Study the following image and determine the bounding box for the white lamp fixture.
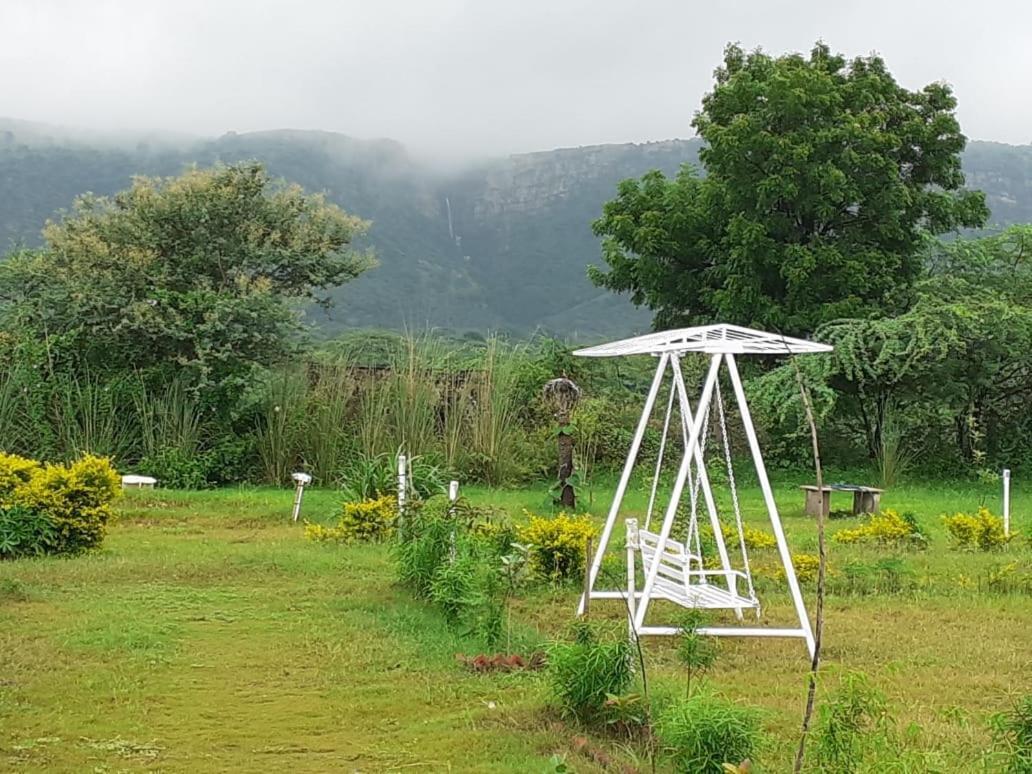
[291,472,312,523]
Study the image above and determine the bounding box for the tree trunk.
[557,410,575,508]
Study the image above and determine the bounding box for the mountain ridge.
[2,118,1030,338]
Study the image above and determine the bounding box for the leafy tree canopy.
[590,42,989,334]
[0,162,371,399]
[755,226,1032,466]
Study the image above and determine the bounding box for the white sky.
[1,0,1029,160]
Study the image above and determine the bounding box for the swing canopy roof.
[573,324,832,358]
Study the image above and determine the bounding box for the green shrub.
[0,452,120,557]
[341,451,446,502]
[676,610,718,697]
[520,511,597,581]
[943,507,1013,551]
[990,694,1032,773]
[137,446,214,489]
[0,506,57,558]
[546,623,632,722]
[395,500,460,597]
[655,690,762,773]
[833,509,927,548]
[429,549,477,624]
[812,672,889,773]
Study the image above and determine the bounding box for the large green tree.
[590,42,989,334]
[755,226,1032,467]
[0,162,371,398]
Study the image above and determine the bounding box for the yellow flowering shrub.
[700,524,777,550]
[519,511,597,580]
[833,509,927,548]
[0,452,120,557]
[0,453,40,496]
[305,495,397,543]
[741,526,777,550]
[787,553,821,584]
[942,507,1012,551]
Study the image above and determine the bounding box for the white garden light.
[573,323,832,658]
[291,472,312,523]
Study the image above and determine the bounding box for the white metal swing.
[629,379,759,617]
[573,324,833,658]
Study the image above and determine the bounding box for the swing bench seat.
[637,529,760,611]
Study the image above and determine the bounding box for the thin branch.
[791,356,827,774]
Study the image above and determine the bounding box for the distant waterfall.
[445,196,455,241]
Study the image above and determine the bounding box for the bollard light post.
[291,472,312,523]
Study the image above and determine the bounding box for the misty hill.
[2,119,1031,338]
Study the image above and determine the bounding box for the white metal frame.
[574,324,832,659]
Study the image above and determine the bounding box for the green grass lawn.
[1,476,1029,772]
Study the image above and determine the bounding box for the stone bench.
[800,484,884,517]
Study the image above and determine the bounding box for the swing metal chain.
[644,378,677,531]
[716,378,758,609]
[684,394,711,561]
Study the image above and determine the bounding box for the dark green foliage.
[136,448,214,490]
[341,452,445,503]
[591,42,988,334]
[546,622,632,722]
[990,694,1032,773]
[0,506,56,559]
[654,690,762,773]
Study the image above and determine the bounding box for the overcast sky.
[1,0,1029,160]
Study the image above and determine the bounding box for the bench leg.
[854,491,879,514]
[805,490,830,518]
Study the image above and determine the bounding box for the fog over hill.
[3,118,1031,338]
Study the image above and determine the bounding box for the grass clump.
[812,671,890,773]
[990,694,1032,773]
[654,690,761,774]
[546,622,632,722]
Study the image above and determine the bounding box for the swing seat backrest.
[637,528,760,610]
[638,529,701,599]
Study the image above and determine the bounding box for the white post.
[725,354,815,659]
[670,354,741,617]
[577,353,670,615]
[635,354,722,632]
[1003,468,1011,537]
[397,453,407,527]
[448,479,460,561]
[625,518,639,638]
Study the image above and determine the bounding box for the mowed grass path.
[1,478,1030,771]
